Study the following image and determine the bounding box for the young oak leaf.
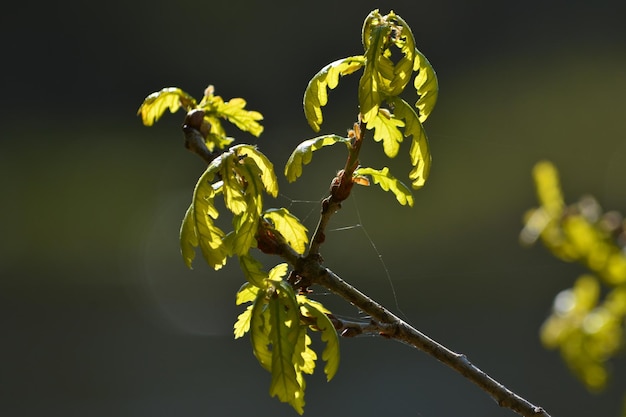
[353,166,414,207]
[268,263,289,282]
[304,56,366,131]
[216,97,264,137]
[299,298,340,381]
[137,87,197,126]
[250,295,272,372]
[413,47,439,123]
[285,135,352,182]
[365,108,405,158]
[181,165,228,270]
[235,281,261,305]
[390,97,431,189]
[239,255,269,289]
[234,145,279,198]
[262,208,309,254]
[234,304,254,339]
[387,13,416,96]
[268,285,304,414]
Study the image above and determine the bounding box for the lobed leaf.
[262,208,309,254]
[268,285,304,414]
[239,255,269,289]
[250,294,272,372]
[365,109,405,158]
[353,166,414,207]
[137,87,197,126]
[234,145,279,198]
[304,56,366,131]
[390,97,431,189]
[236,281,261,305]
[268,263,289,282]
[413,48,439,123]
[234,304,254,339]
[181,166,228,270]
[216,97,264,137]
[300,298,340,381]
[285,135,352,182]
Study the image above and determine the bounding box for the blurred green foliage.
[522,161,626,390]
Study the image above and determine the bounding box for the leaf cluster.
[522,161,626,390]
[297,9,438,194]
[138,9,438,414]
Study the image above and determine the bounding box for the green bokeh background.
[2,1,626,416]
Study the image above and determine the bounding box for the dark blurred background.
[2,1,626,416]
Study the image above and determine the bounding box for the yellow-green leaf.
[388,13,416,95]
[263,208,309,254]
[294,332,317,375]
[250,295,272,372]
[234,145,279,198]
[137,87,197,126]
[236,281,261,305]
[224,212,259,256]
[234,304,254,339]
[268,263,289,282]
[413,48,439,123]
[182,166,228,270]
[180,205,199,269]
[222,154,247,215]
[268,287,304,414]
[239,255,269,288]
[354,166,414,207]
[285,135,352,182]
[304,56,366,131]
[216,97,264,137]
[365,109,405,158]
[300,299,340,381]
[390,97,431,189]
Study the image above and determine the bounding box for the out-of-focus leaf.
[354,166,414,207]
[263,208,309,254]
[285,135,351,182]
[137,87,197,126]
[304,56,365,131]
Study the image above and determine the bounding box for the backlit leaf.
[236,281,260,305]
[137,87,197,126]
[216,97,264,137]
[239,255,269,288]
[235,145,279,198]
[300,298,340,381]
[365,109,405,158]
[354,166,414,207]
[390,97,431,189]
[268,286,304,414]
[304,56,366,131]
[234,304,254,339]
[268,263,289,282]
[180,205,199,269]
[250,294,272,372]
[263,208,309,254]
[413,48,439,123]
[285,135,352,182]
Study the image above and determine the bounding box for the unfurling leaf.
[390,97,431,189]
[285,135,352,182]
[413,48,439,123]
[304,56,366,131]
[180,167,228,270]
[354,166,414,207]
[235,145,279,198]
[216,97,264,137]
[262,208,309,254]
[137,87,197,126]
